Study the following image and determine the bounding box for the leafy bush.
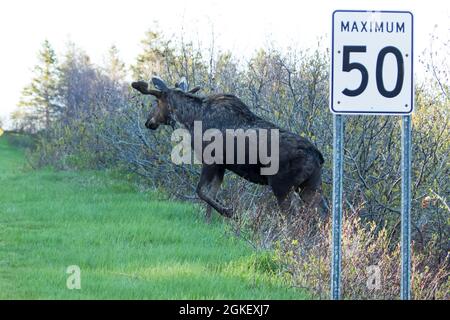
[5,132,36,150]
[273,211,449,300]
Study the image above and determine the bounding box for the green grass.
[0,134,307,299]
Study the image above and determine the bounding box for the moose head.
[131,77,201,130]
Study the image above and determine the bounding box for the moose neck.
[168,92,204,132]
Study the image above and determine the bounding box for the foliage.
[271,211,449,300]
[13,40,59,132]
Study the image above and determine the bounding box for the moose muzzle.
[145,118,159,130]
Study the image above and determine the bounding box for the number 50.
[342,45,405,98]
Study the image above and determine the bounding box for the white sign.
[331,10,414,114]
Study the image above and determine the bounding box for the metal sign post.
[401,115,412,299]
[330,10,414,300]
[331,114,344,300]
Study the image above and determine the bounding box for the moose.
[131,77,327,221]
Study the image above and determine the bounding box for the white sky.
[0,0,448,128]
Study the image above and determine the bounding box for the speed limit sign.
[331,10,413,114]
[330,9,414,300]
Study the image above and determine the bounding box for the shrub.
[261,207,448,300]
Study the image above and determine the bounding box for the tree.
[103,45,126,84]
[131,30,170,80]
[98,45,128,112]
[17,40,59,131]
[57,42,98,119]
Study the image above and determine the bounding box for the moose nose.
[145,119,158,130]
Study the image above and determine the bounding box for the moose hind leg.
[298,169,329,219]
[269,177,294,213]
[197,165,232,218]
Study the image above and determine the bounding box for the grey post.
[331,114,344,299]
[401,115,412,299]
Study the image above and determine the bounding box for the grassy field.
[0,134,306,299]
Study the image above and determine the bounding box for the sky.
[0,0,448,128]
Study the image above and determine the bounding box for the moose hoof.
[223,208,234,219]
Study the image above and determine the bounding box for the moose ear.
[131,81,162,97]
[152,76,169,92]
[177,77,188,92]
[188,86,201,94]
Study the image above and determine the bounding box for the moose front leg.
[204,172,224,223]
[197,165,232,218]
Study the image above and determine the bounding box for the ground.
[0,134,307,299]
